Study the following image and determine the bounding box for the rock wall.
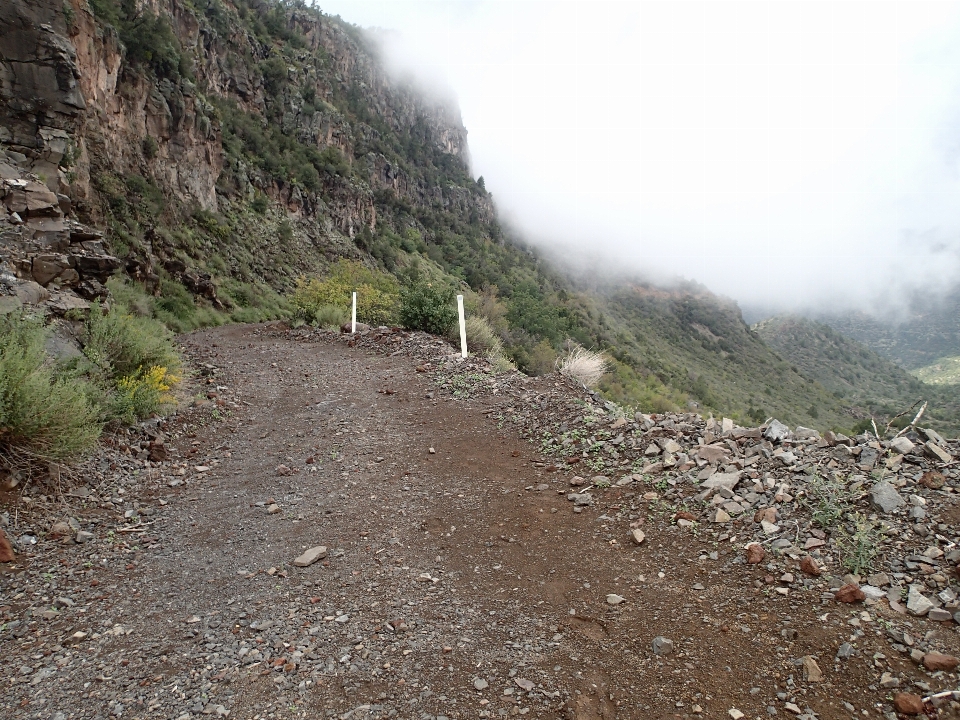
[0,0,492,276]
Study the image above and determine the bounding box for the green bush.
[399,281,457,335]
[292,260,400,326]
[0,313,101,462]
[310,304,350,329]
[82,300,181,382]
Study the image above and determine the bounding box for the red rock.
[673,511,696,522]
[920,471,945,489]
[892,693,924,715]
[147,440,167,462]
[753,507,778,523]
[0,528,13,563]
[922,652,960,671]
[746,543,765,564]
[799,556,822,576]
[835,583,865,603]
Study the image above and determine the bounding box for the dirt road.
[2,324,959,720]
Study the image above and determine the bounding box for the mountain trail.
[2,324,960,720]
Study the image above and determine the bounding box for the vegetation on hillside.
[914,356,960,386]
[754,315,960,434]
[78,0,910,434]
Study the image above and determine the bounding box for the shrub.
[836,513,881,574]
[83,300,181,382]
[399,282,456,335]
[463,315,502,354]
[79,300,182,423]
[557,343,609,387]
[110,365,178,423]
[310,304,350,329]
[0,313,101,462]
[292,260,400,326]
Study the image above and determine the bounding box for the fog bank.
[320,1,960,318]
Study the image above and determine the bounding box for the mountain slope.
[816,288,960,370]
[0,0,891,433]
[754,315,960,434]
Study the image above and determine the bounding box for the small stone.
[48,521,72,539]
[652,636,674,655]
[760,520,780,535]
[835,583,865,603]
[892,693,924,716]
[928,608,953,622]
[890,437,915,454]
[879,671,900,689]
[266,504,281,514]
[919,471,946,490]
[729,709,745,720]
[922,652,960,671]
[473,678,488,691]
[799,556,821,576]
[801,655,822,682]
[763,420,791,442]
[906,586,935,616]
[869,481,905,513]
[630,529,646,545]
[713,509,731,523]
[514,678,534,692]
[606,594,625,605]
[746,543,765,564]
[75,531,94,544]
[567,493,593,506]
[924,441,953,464]
[292,546,327,567]
[836,642,855,659]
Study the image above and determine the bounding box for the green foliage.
[89,0,185,80]
[399,281,457,335]
[836,513,881,575]
[82,300,181,383]
[217,98,354,191]
[0,313,102,462]
[142,136,159,159]
[804,473,855,529]
[251,194,269,214]
[293,260,400,326]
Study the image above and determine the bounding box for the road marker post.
[351,291,357,334]
[457,294,467,358]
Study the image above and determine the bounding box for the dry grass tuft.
[556,344,609,387]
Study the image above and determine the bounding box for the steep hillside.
[0,0,880,432]
[817,288,960,370]
[754,315,960,434]
[595,283,850,428]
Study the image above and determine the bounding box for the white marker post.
[456,294,467,358]
[351,291,357,334]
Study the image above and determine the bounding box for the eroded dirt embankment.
[2,323,960,720]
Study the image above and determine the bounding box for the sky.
[316,0,960,317]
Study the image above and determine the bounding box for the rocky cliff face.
[0,0,492,307]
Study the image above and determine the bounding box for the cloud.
[318,0,960,316]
